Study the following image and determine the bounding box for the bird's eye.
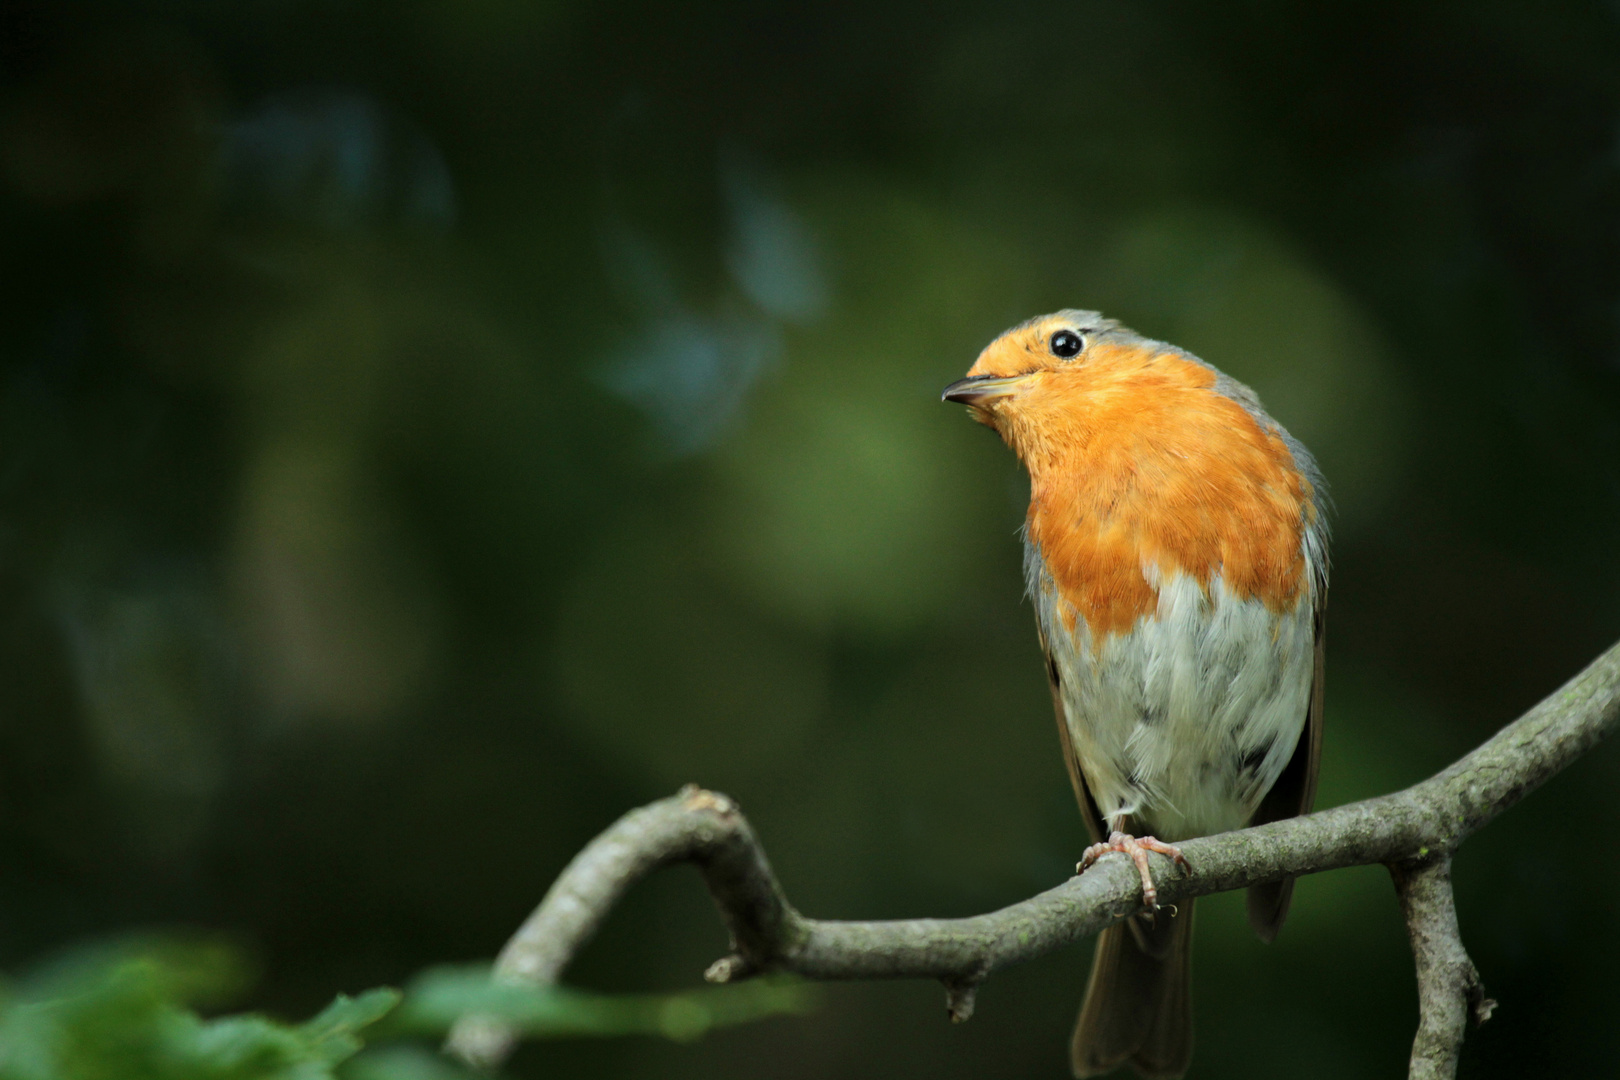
[1049,330,1084,359]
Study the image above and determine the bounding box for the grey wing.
[1042,635,1109,848]
[1243,601,1326,942]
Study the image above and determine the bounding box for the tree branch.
[446,639,1620,1072]
[1390,857,1496,1080]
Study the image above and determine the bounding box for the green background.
[3,1,1619,1076]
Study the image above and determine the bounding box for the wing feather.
[1043,633,1108,847]
[1243,601,1325,941]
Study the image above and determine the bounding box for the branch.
[446,639,1620,1073]
[1391,857,1496,1080]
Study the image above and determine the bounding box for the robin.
[942,311,1327,1078]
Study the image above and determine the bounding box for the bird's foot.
[1076,832,1189,910]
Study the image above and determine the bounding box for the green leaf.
[0,938,814,1080]
[388,964,818,1043]
[300,990,404,1065]
[0,937,400,1080]
[341,1046,482,1080]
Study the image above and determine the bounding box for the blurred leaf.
[299,990,405,1066]
[0,940,816,1080]
[389,964,818,1043]
[12,935,249,1008]
[341,1046,481,1080]
[0,939,397,1080]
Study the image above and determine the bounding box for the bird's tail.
[1070,899,1194,1079]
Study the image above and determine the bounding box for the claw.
[1075,831,1189,910]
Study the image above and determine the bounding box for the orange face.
[945,312,1311,639]
[945,313,1140,473]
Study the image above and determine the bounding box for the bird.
[942,310,1327,1079]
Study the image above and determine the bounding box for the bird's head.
[942,309,1141,468]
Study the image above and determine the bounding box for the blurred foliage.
[0,938,397,1080]
[2,0,1619,1078]
[388,965,816,1043]
[0,938,814,1079]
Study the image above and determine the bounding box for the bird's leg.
[1077,831,1189,910]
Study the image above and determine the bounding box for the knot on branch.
[704,953,759,984]
[1468,977,1498,1028]
[943,979,979,1023]
[680,784,739,819]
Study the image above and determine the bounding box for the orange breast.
[1024,345,1308,641]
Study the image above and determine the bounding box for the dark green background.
[3,1,1619,1076]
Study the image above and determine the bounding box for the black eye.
[1050,330,1084,358]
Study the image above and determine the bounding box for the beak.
[940,372,1032,407]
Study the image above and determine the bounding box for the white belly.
[1035,564,1315,841]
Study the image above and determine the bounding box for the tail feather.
[1071,901,1194,1079]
